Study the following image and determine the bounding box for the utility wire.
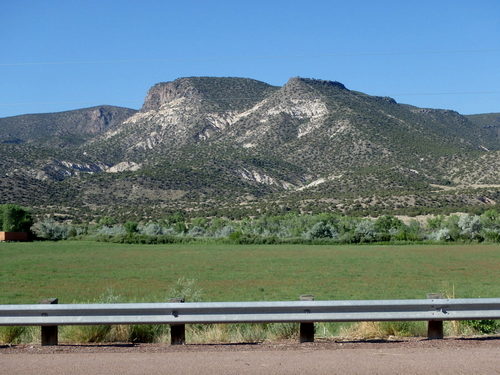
[1,48,499,67]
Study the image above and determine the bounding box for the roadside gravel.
[2,337,499,374]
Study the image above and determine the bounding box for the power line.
[1,48,499,67]
[391,91,499,96]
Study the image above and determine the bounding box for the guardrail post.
[39,298,58,346]
[299,295,315,343]
[427,293,444,339]
[169,297,185,345]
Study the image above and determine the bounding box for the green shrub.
[463,320,499,334]
[31,219,70,240]
[128,324,168,343]
[303,221,337,240]
[124,221,139,235]
[62,325,111,343]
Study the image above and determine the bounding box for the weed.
[0,326,25,344]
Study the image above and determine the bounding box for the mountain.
[0,105,136,147]
[466,113,500,146]
[0,77,498,220]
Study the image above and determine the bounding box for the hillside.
[0,77,498,220]
[466,113,500,146]
[0,106,136,147]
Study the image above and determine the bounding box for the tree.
[0,204,33,232]
[374,215,404,241]
[99,216,117,228]
[124,221,139,235]
[304,221,337,240]
[31,219,69,240]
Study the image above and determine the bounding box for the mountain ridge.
[0,105,137,147]
[0,76,498,220]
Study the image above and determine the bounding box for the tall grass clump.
[61,288,174,343]
[0,326,26,344]
[339,321,427,340]
[0,326,39,345]
[61,279,204,344]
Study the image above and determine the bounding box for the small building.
[0,232,29,241]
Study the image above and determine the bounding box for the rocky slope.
[0,105,136,147]
[0,77,498,219]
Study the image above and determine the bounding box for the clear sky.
[1,0,499,117]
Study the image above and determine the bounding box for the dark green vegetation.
[0,204,33,232]
[1,241,499,305]
[31,211,500,244]
[0,77,499,220]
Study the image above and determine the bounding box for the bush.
[428,228,452,242]
[354,220,376,243]
[214,225,235,238]
[124,221,139,235]
[97,225,126,236]
[374,215,404,241]
[187,226,206,237]
[482,229,500,243]
[393,220,422,241]
[31,219,70,240]
[463,320,499,334]
[140,223,166,236]
[458,215,482,241]
[303,221,337,240]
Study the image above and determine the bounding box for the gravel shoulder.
[2,337,500,375]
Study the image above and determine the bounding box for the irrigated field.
[1,242,499,304]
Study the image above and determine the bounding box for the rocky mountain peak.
[284,77,347,91]
[141,76,279,113]
[141,78,202,112]
[1,76,499,218]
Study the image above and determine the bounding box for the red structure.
[0,232,29,241]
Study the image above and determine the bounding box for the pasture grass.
[1,241,499,304]
[1,241,499,344]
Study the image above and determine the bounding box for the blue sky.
[1,0,499,117]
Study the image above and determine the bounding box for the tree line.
[29,210,500,244]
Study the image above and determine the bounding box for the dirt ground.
[2,337,500,374]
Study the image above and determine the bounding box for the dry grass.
[339,321,427,340]
[0,326,39,345]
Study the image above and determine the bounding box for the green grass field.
[1,241,499,305]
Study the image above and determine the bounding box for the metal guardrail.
[1,298,499,345]
[2,298,500,325]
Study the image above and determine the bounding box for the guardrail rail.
[1,296,499,345]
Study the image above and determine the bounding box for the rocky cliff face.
[141,79,203,112]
